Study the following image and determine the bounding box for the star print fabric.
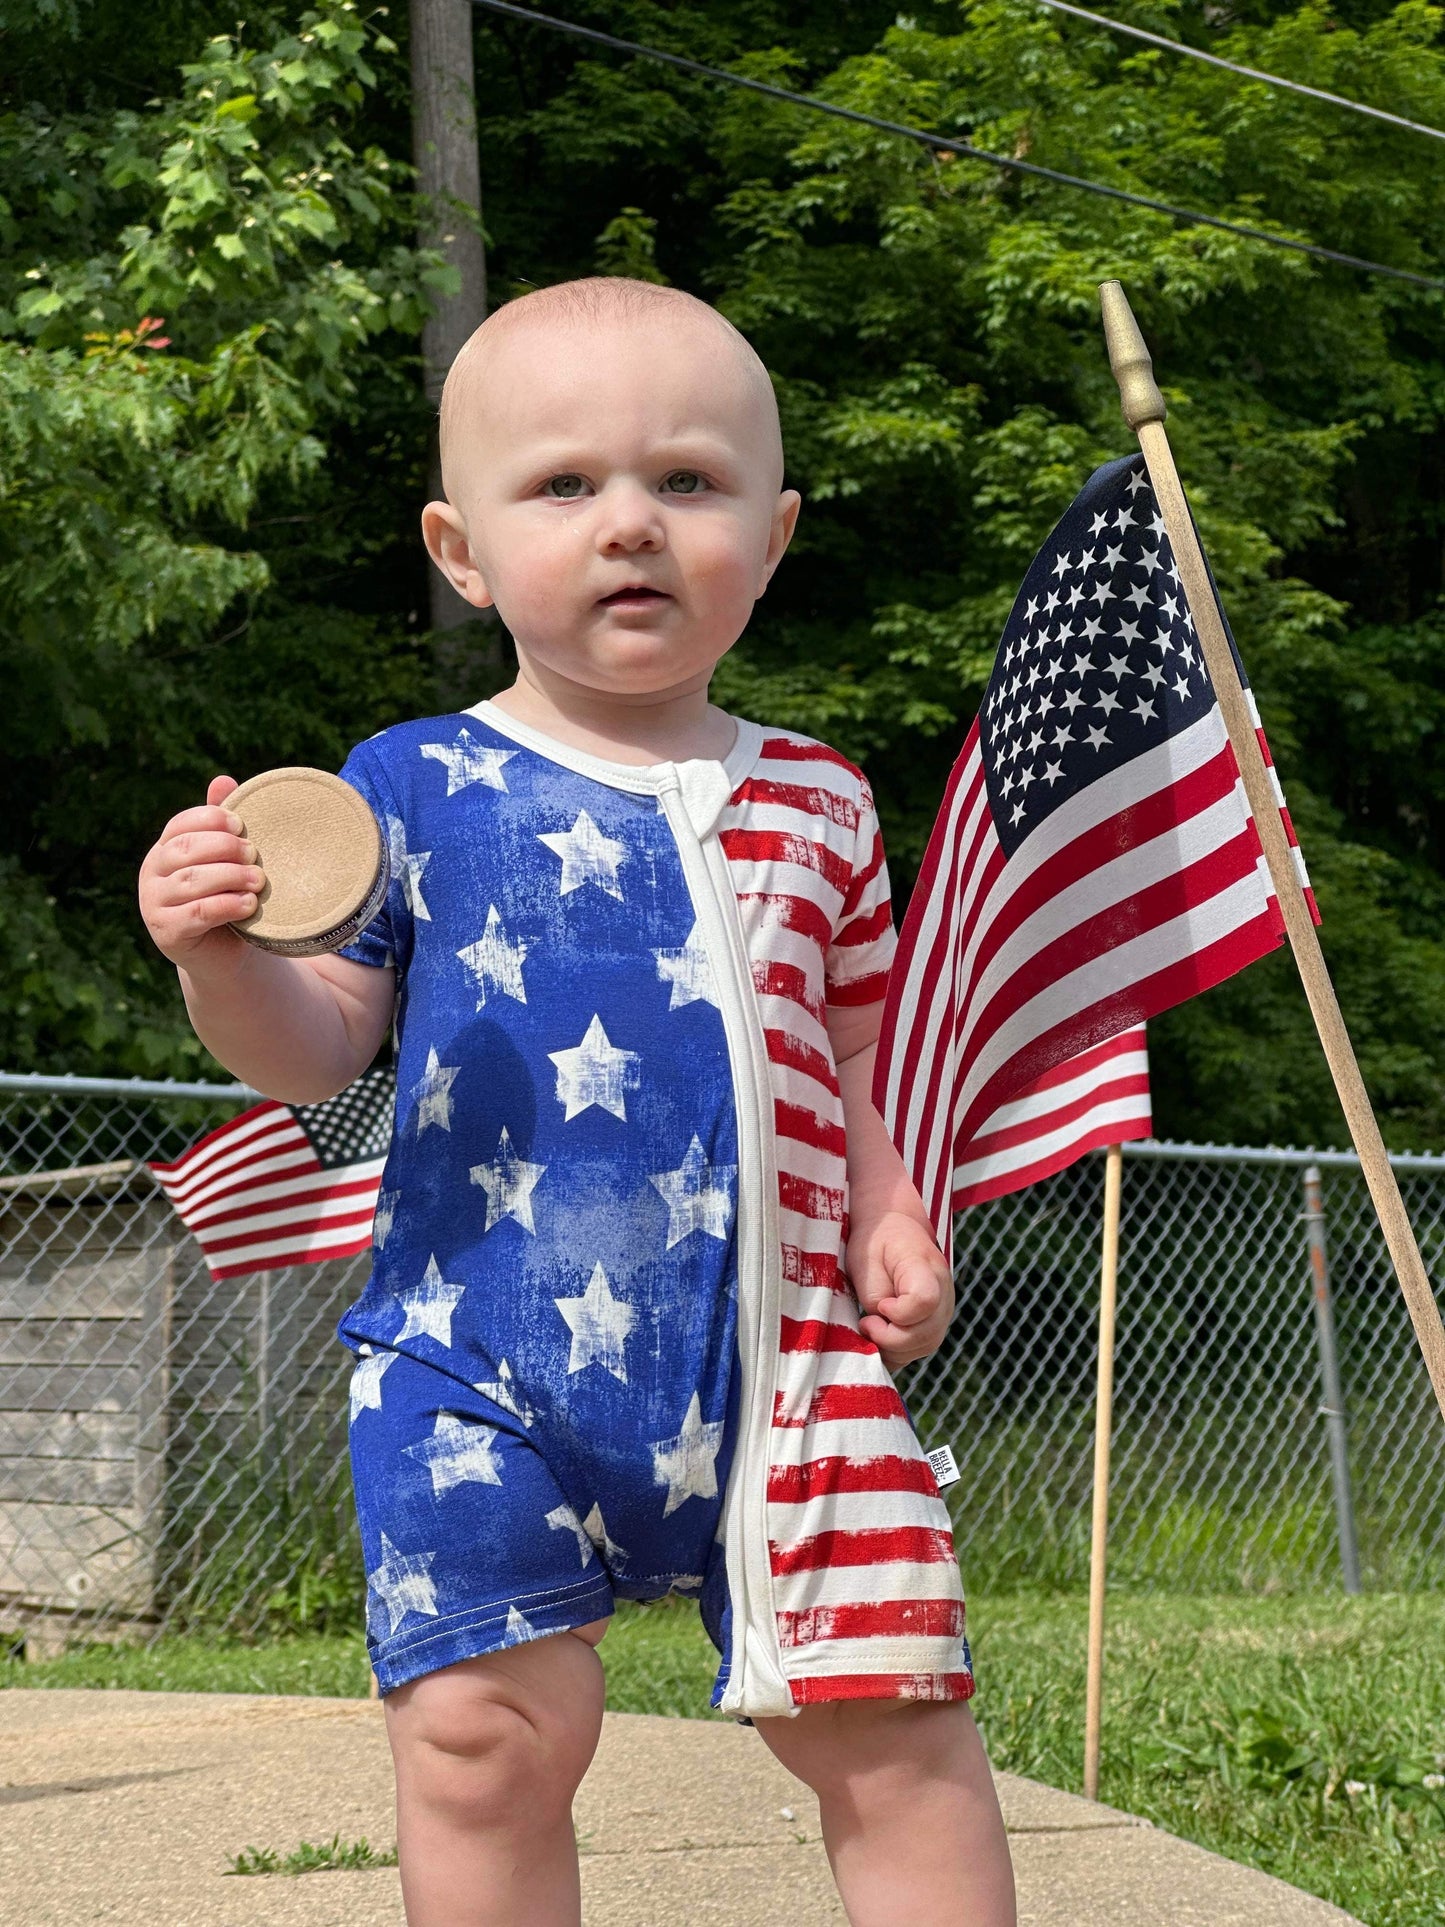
[337,717,742,1695]
[334,703,974,1717]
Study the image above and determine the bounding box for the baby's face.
[430,314,799,702]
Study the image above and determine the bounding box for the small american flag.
[874,453,1313,1255]
[149,1067,394,1281]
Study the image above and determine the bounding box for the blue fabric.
[335,712,743,1697]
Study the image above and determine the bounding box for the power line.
[1031,0,1445,148]
[470,0,1445,293]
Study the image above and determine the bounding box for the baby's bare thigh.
[385,1622,610,1810]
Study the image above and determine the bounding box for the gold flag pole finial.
[1099,280,1167,431]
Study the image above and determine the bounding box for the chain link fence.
[1,1074,1442,1660]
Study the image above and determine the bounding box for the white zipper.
[656,775,791,1718]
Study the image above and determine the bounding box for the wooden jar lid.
[228,767,389,957]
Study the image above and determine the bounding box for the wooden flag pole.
[1083,1141,1123,1801]
[1099,281,1445,1426]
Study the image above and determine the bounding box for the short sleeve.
[336,741,401,972]
[825,776,898,1006]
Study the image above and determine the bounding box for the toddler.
[138,277,1015,1926]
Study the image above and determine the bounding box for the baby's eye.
[662,470,707,495]
[541,474,589,499]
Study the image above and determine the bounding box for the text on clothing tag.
[927,1444,960,1489]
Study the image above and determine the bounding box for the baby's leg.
[383,1619,609,1927]
[754,1697,1016,1927]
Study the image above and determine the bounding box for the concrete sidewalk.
[0,1689,1361,1926]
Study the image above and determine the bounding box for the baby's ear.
[421,501,493,608]
[760,487,802,592]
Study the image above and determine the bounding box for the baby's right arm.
[138,775,395,1104]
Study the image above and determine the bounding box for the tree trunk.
[410,0,496,663]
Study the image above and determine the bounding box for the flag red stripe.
[778,1316,876,1356]
[770,1525,957,1575]
[949,835,1269,1151]
[950,744,1244,1033]
[765,1026,840,1098]
[719,827,852,896]
[962,1071,1151,1160]
[777,1598,967,1644]
[207,1226,376,1281]
[949,908,1282,1195]
[789,1671,975,1705]
[767,1455,940,1501]
[775,1100,847,1158]
[180,1172,383,1238]
[147,1099,288,1174]
[731,776,860,828]
[773,1383,909,1428]
[197,1196,380,1258]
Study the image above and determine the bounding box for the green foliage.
[4,1,1445,1149]
[225,1833,398,1876]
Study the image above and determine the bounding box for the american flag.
[149,1067,394,1281]
[874,453,1314,1255]
[952,1023,1151,1209]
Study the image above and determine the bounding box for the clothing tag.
[927,1444,960,1489]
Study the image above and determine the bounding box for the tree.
[4,0,1445,1155]
[409,0,489,642]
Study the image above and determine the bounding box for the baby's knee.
[389,1648,602,1831]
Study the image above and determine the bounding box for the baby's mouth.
[597,585,671,607]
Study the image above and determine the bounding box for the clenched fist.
[138,774,261,970]
[846,1208,955,1369]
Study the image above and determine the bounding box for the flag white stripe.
[201,1211,380,1270]
[956,867,1268,1125]
[149,1101,291,1182]
[956,778,1260,1051]
[176,1157,381,1228]
[156,1142,318,1216]
[189,1164,388,1248]
[966,1041,1150,1135]
[949,711,1232,1041]
[154,1114,309,1202]
[956,1092,1152,1190]
[896,765,984,1222]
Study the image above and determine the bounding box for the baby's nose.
[595,481,664,553]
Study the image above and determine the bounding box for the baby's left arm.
[830,1000,954,1369]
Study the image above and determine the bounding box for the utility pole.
[410,0,491,649]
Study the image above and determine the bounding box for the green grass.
[224,1832,397,1876]
[4,1594,1442,1926]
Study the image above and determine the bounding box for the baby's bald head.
[438,278,784,500]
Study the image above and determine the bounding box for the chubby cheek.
[479,518,591,637]
[676,517,770,632]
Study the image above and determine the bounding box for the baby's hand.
[847,1209,955,1369]
[139,775,263,971]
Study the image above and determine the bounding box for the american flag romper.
[335,700,973,1717]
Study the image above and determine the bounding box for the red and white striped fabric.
[1248,687,1319,923]
[719,732,972,1708]
[953,1024,1151,1209]
[873,453,1315,1261]
[148,1069,392,1281]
